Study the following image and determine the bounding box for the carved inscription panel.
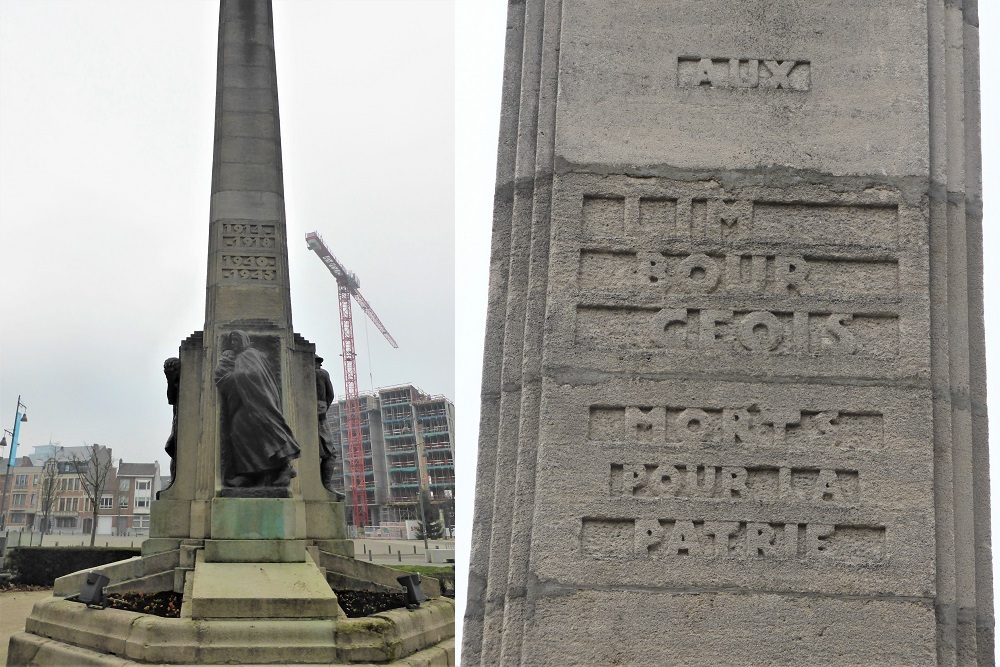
[610,463,860,505]
[582,518,884,563]
[563,395,910,574]
[537,172,932,592]
[559,178,926,375]
[219,222,280,281]
[677,57,811,90]
[576,307,898,356]
[579,251,899,299]
[589,405,882,450]
[557,1,929,173]
[580,195,899,246]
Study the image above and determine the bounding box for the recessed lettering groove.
[677,57,811,91]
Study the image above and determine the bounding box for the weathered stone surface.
[317,550,442,598]
[313,538,355,558]
[140,537,182,556]
[52,549,181,598]
[9,598,455,666]
[210,497,303,540]
[188,557,338,620]
[465,0,990,665]
[204,538,306,563]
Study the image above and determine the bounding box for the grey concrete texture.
[206,0,291,330]
[8,595,455,665]
[465,0,991,665]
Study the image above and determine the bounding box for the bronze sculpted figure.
[161,357,180,492]
[214,330,300,487]
[315,356,345,499]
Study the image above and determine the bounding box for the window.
[58,498,66,512]
[74,479,80,491]
[136,480,151,491]
[32,475,39,485]
[11,493,26,506]
[135,496,150,509]
[55,517,76,528]
[119,479,129,491]
[9,512,25,524]
[134,515,150,529]
[60,479,67,491]
[100,496,113,509]
[29,494,36,506]
[71,498,79,512]
[119,496,129,508]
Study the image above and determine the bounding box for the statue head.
[315,356,324,368]
[163,357,181,384]
[227,330,252,353]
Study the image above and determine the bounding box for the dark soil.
[105,591,182,617]
[334,590,407,617]
[63,589,405,619]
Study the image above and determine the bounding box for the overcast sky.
[0,0,454,473]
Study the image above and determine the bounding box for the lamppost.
[0,396,28,531]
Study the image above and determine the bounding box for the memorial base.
[9,544,455,665]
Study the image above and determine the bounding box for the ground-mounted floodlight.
[397,573,426,609]
[79,572,110,609]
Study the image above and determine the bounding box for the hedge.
[5,546,141,586]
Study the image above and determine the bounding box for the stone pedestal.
[209,497,304,540]
[188,552,338,620]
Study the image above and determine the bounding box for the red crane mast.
[305,231,398,528]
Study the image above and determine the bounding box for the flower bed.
[67,589,405,619]
[104,591,182,618]
[333,590,406,617]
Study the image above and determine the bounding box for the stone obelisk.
[152,0,348,553]
[466,1,992,665]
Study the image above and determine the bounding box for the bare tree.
[38,457,60,537]
[70,444,113,546]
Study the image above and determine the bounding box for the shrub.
[5,547,141,586]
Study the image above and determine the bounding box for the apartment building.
[115,462,161,536]
[0,446,159,536]
[2,457,42,531]
[329,385,455,530]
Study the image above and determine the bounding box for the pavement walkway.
[1,589,49,666]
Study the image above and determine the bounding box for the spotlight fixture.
[396,573,427,609]
[79,572,110,609]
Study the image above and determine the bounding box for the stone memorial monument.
[466,1,991,665]
[8,1,453,664]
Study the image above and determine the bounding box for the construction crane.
[306,231,398,529]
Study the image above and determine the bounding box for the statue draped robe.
[214,343,300,482]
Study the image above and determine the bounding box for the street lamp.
[0,396,28,531]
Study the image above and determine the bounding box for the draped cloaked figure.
[215,330,300,487]
[315,356,343,498]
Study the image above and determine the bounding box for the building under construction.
[327,385,455,531]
